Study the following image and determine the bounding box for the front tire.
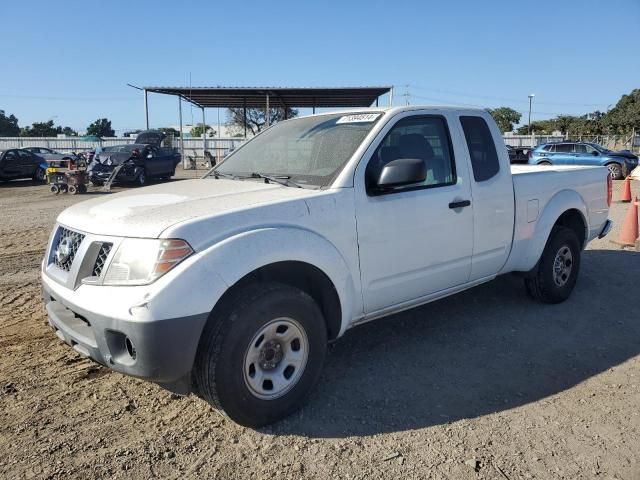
[524,226,581,304]
[137,169,147,186]
[193,282,327,427]
[33,167,46,183]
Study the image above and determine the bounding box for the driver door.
[1,150,21,178]
[354,113,474,315]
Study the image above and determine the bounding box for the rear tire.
[606,162,623,180]
[68,185,77,195]
[193,282,327,427]
[49,184,60,194]
[524,226,581,304]
[538,161,552,165]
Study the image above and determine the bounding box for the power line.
[409,84,610,108]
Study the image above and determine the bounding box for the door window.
[18,150,34,161]
[555,144,574,153]
[574,144,587,154]
[4,151,18,161]
[366,116,456,192]
[460,116,500,182]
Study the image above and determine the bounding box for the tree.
[226,107,298,136]
[604,89,640,133]
[86,118,115,137]
[0,110,20,136]
[487,107,521,133]
[20,120,60,137]
[62,126,78,136]
[516,120,556,135]
[190,123,215,138]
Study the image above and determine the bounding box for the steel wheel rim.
[553,245,573,287]
[608,164,620,178]
[243,317,309,400]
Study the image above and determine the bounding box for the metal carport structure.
[133,85,393,168]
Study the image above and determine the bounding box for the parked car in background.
[24,147,77,163]
[506,144,533,164]
[87,131,181,186]
[0,148,47,182]
[528,141,638,179]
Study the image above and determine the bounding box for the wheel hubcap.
[608,165,620,177]
[553,245,573,287]
[243,317,309,400]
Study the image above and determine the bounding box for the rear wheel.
[49,184,60,194]
[524,226,581,304]
[538,161,552,165]
[606,162,623,180]
[193,282,327,427]
[68,185,77,195]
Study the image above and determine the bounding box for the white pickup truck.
[42,107,612,426]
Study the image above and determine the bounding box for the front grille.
[52,227,85,271]
[92,243,112,277]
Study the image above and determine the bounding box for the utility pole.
[527,94,535,136]
[403,84,410,105]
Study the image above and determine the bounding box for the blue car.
[528,141,638,179]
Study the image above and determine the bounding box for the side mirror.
[147,153,153,159]
[374,158,426,191]
[592,150,599,156]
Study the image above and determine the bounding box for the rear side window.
[460,116,500,182]
[543,144,555,152]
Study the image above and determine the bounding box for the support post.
[265,94,270,128]
[179,96,186,169]
[389,86,394,106]
[243,98,247,138]
[202,107,207,159]
[144,89,149,129]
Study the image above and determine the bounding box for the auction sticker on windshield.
[336,113,381,124]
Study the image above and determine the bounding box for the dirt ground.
[1,171,639,480]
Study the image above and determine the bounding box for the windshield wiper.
[211,171,238,180]
[250,172,303,188]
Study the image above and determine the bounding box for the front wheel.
[193,282,327,427]
[606,163,623,180]
[137,169,147,186]
[33,167,45,183]
[524,226,581,304]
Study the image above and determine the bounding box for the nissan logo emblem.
[55,237,73,264]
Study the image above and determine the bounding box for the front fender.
[197,227,358,337]
[506,189,588,273]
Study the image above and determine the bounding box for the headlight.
[102,238,193,286]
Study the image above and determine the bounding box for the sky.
[2,0,639,135]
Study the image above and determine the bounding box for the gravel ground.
[1,172,639,480]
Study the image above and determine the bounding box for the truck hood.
[57,179,319,238]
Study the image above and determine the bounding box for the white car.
[41,107,612,427]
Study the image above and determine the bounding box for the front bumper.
[88,164,140,183]
[42,279,208,394]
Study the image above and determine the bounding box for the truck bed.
[501,163,610,274]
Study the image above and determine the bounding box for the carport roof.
[143,86,392,109]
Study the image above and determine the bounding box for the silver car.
[24,147,77,162]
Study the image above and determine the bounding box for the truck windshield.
[212,112,382,187]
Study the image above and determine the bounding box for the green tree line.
[488,88,640,135]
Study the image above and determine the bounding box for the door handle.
[449,200,471,209]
